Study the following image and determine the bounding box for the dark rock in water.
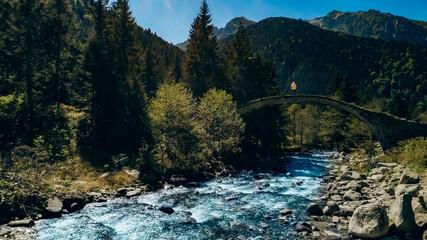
[88,192,102,203]
[116,188,127,197]
[295,222,312,233]
[306,203,323,216]
[63,191,86,213]
[279,209,293,216]
[224,196,238,202]
[230,221,249,231]
[348,203,389,238]
[159,205,174,215]
[44,197,63,218]
[8,219,35,227]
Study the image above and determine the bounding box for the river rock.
[394,184,420,197]
[44,197,63,218]
[348,203,389,238]
[279,209,293,216]
[126,188,142,198]
[344,190,362,201]
[339,205,354,217]
[389,194,417,233]
[7,219,35,227]
[306,203,323,216]
[327,201,340,214]
[116,188,127,197]
[63,191,86,213]
[399,171,420,184]
[87,192,102,203]
[340,171,362,181]
[377,162,399,168]
[159,205,174,215]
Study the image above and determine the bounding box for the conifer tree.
[111,0,149,154]
[45,0,82,112]
[184,0,218,97]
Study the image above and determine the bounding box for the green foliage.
[194,89,245,166]
[383,137,427,172]
[283,104,374,151]
[0,94,25,151]
[223,24,278,104]
[184,0,222,97]
[148,84,244,174]
[0,179,15,205]
[148,83,197,172]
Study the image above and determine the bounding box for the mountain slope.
[309,10,427,46]
[235,17,426,118]
[177,17,255,50]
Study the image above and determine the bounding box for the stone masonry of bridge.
[238,95,427,150]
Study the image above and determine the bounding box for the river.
[15,152,334,240]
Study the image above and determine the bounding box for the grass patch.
[7,155,137,196]
[382,137,427,173]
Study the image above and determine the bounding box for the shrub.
[193,89,245,168]
[148,84,245,174]
[0,94,25,151]
[383,137,427,172]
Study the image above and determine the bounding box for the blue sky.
[128,0,427,44]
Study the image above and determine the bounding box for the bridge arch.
[238,95,427,150]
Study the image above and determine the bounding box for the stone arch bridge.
[238,95,427,151]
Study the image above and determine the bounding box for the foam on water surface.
[34,152,332,240]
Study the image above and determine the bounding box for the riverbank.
[304,152,427,239]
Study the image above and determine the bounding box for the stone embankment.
[304,152,427,239]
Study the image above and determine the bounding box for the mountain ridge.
[176,16,255,50]
[308,9,427,46]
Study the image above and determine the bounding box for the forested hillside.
[309,10,427,47]
[238,17,427,118]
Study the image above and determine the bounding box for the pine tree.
[44,0,83,112]
[85,0,118,156]
[143,50,159,98]
[225,24,277,104]
[184,0,218,97]
[111,0,149,154]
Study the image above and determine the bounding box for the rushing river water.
[32,152,332,240]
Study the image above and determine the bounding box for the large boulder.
[389,194,417,233]
[306,203,323,216]
[44,197,63,218]
[348,203,389,238]
[62,191,87,213]
[399,171,420,184]
[394,184,420,197]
